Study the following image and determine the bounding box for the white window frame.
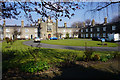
[25,34,29,38]
[90,34,92,37]
[86,34,88,37]
[35,28,37,32]
[86,29,88,32]
[90,28,93,32]
[6,28,10,32]
[103,33,106,37]
[81,29,83,32]
[112,26,116,30]
[25,29,29,32]
[103,27,106,31]
[97,28,100,32]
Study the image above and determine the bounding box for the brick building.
[79,17,120,38]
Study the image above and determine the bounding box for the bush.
[84,48,94,61]
[93,54,100,61]
[20,61,50,73]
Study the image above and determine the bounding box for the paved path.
[23,40,120,51]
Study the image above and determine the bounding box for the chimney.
[104,17,107,24]
[56,19,58,33]
[83,22,85,27]
[76,23,78,28]
[3,19,6,27]
[91,19,95,26]
[30,24,32,26]
[21,20,24,28]
[64,22,67,28]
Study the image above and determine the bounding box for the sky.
[0,2,119,27]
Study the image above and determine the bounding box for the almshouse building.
[79,17,120,38]
[1,16,79,40]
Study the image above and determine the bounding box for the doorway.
[48,34,51,38]
[31,35,33,39]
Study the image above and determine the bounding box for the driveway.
[23,40,120,51]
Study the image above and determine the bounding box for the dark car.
[50,37,58,40]
[92,37,101,41]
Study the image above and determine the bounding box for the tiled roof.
[5,25,38,28]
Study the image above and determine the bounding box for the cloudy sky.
[0,2,119,27]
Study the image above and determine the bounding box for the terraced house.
[1,16,79,40]
[79,17,120,38]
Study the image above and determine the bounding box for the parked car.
[34,37,41,42]
[92,37,101,41]
[50,37,58,40]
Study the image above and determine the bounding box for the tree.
[12,28,21,40]
[71,21,84,28]
[85,19,91,25]
[110,15,120,23]
[53,32,63,38]
[66,32,69,39]
[1,1,119,22]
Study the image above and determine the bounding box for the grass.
[41,39,118,47]
[2,40,119,73]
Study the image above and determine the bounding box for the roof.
[5,25,38,28]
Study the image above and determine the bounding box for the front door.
[31,35,33,39]
[48,34,51,38]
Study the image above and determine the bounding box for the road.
[23,40,120,51]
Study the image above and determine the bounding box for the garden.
[2,39,120,80]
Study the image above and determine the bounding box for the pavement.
[23,40,120,51]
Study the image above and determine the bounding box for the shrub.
[84,48,94,61]
[20,61,50,73]
[93,54,100,61]
[100,55,108,62]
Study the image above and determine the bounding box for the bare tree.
[1,1,119,23]
[12,28,21,40]
[71,21,84,28]
[111,15,120,23]
[85,19,91,25]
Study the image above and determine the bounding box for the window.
[90,28,93,32]
[81,29,83,32]
[25,29,29,32]
[86,29,88,32]
[25,34,29,38]
[112,26,116,30]
[81,34,83,37]
[103,27,106,31]
[76,30,78,32]
[35,34,37,37]
[17,28,20,32]
[70,30,71,32]
[63,34,65,37]
[47,25,52,31]
[0,27,2,32]
[103,33,106,37]
[6,28,10,32]
[86,34,88,37]
[97,28,100,32]
[69,34,71,37]
[63,30,66,32]
[90,34,92,37]
[17,35,20,38]
[35,29,37,32]
[97,33,99,37]
[6,34,10,38]
[94,34,96,37]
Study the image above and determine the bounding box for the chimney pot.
[64,22,67,28]
[91,19,95,26]
[104,17,107,24]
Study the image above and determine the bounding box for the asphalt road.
[23,40,120,51]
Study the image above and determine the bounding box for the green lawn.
[2,40,118,73]
[41,39,118,47]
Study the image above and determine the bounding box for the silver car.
[34,37,41,42]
